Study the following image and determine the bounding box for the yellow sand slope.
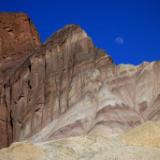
[120,121,160,148]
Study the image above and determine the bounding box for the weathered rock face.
[0,13,41,148]
[0,13,160,151]
[6,24,103,142]
[0,13,40,59]
[0,13,41,83]
[29,58,160,142]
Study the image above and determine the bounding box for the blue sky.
[0,0,160,64]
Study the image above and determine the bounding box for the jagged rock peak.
[44,24,94,51]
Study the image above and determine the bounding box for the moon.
[115,37,124,45]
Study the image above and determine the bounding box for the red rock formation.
[0,13,40,148]
[0,13,40,59]
[0,13,160,149]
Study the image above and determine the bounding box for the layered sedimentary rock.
[29,57,160,142]
[0,13,160,150]
[0,13,40,148]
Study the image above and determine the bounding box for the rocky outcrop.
[0,13,41,148]
[0,13,40,59]
[29,59,160,142]
[5,24,104,142]
[0,13,160,150]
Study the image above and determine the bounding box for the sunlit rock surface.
[0,12,40,59]
[0,13,160,154]
[120,121,160,148]
[1,122,160,160]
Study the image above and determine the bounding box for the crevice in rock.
[35,107,41,113]
[28,64,31,72]
[27,80,32,89]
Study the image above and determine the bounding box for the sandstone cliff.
[0,13,40,59]
[0,13,41,148]
[0,13,160,152]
